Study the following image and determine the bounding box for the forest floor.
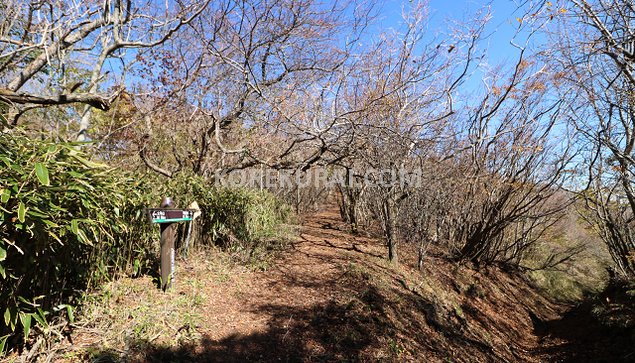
[21,205,635,362]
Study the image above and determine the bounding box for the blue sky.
[364,0,545,99]
[375,0,530,65]
[430,0,527,63]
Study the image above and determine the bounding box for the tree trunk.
[385,199,398,264]
[388,235,397,264]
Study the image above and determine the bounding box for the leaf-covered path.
[51,205,628,362]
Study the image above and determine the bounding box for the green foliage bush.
[0,130,155,351]
[158,173,292,255]
[0,132,292,353]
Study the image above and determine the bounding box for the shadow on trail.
[90,264,497,362]
[532,287,635,362]
[91,285,405,362]
[297,232,383,259]
[126,299,380,362]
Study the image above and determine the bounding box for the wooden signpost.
[147,197,196,291]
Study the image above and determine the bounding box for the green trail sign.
[147,208,195,224]
[147,198,198,291]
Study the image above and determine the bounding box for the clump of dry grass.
[50,248,245,362]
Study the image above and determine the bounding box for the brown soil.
[42,205,635,362]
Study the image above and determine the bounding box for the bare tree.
[333,4,575,267]
[134,0,378,178]
[0,0,210,137]
[332,3,485,264]
[451,56,575,266]
[546,0,635,277]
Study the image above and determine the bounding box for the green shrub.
[157,173,293,255]
[0,132,292,354]
[0,130,155,351]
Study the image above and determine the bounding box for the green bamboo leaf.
[26,208,48,218]
[76,229,92,246]
[32,309,48,329]
[0,111,8,128]
[9,308,16,330]
[19,312,31,340]
[3,308,9,326]
[0,189,9,204]
[47,230,62,243]
[0,246,5,261]
[70,220,79,235]
[42,219,59,228]
[70,154,106,169]
[133,259,140,275]
[66,305,74,323]
[48,202,67,213]
[17,296,38,307]
[17,202,25,223]
[34,163,50,186]
[0,334,8,356]
[0,265,5,279]
[0,157,10,167]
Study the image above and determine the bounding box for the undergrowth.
[159,173,293,261]
[0,130,154,353]
[0,129,292,356]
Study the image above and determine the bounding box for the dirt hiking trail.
[61,204,629,363]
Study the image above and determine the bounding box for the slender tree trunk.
[384,198,398,264]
